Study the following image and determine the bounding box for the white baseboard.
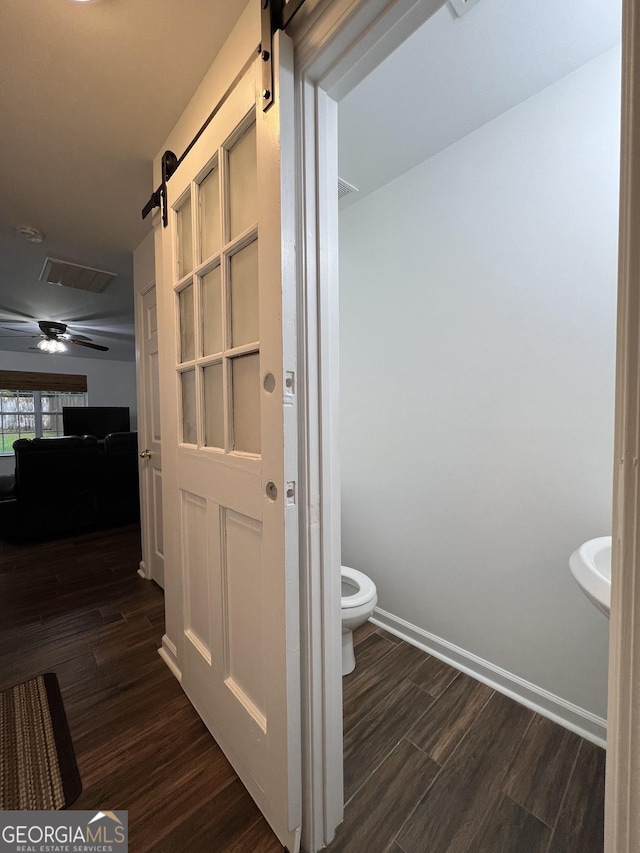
[158,634,182,682]
[371,607,607,748]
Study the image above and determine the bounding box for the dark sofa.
[98,431,140,527]
[0,432,140,540]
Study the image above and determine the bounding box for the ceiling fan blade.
[1,325,32,334]
[68,339,109,352]
[0,310,38,324]
[65,310,131,324]
[66,324,133,340]
[61,333,93,342]
[77,329,133,343]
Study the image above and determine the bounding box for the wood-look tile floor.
[0,526,605,852]
[0,526,282,853]
[327,620,605,853]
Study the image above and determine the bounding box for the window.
[0,371,88,455]
[0,390,87,454]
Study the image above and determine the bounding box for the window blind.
[0,371,88,393]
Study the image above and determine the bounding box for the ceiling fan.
[0,320,109,353]
[36,321,109,353]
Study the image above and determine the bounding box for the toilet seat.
[341,565,377,609]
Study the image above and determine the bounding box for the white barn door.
[160,32,301,851]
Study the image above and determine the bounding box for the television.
[63,406,130,440]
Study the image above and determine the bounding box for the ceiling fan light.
[15,225,44,243]
[37,338,67,354]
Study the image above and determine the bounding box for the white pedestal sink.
[569,536,611,617]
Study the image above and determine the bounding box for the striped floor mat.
[0,673,82,809]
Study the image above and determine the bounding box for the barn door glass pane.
[230,240,259,347]
[181,370,197,445]
[200,164,221,261]
[179,284,195,362]
[228,122,257,239]
[177,194,193,277]
[202,266,223,356]
[232,353,260,454]
[203,363,224,448]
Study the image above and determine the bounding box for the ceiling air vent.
[448,0,482,17]
[39,257,117,294]
[338,177,359,200]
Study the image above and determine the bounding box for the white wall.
[339,47,620,720]
[0,351,137,475]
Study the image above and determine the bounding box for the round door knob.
[139,449,153,459]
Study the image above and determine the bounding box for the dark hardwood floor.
[327,620,605,853]
[0,525,281,852]
[0,526,605,852]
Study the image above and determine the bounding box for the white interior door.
[139,283,164,588]
[134,233,165,589]
[161,32,300,850]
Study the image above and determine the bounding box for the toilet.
[341,565,378,676]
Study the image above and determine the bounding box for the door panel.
[222,509,265,722]
[182,490,210,657]
[161,32,300,850]
[152,468,164,556]
[149,351,161,442]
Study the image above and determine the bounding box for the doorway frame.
[289,2,465,849]
[289,0,636,850]
[604,0,640,850]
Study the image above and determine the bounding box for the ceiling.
[0,0,622,363]
[339,0,622,209]
[0,0,246,361]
